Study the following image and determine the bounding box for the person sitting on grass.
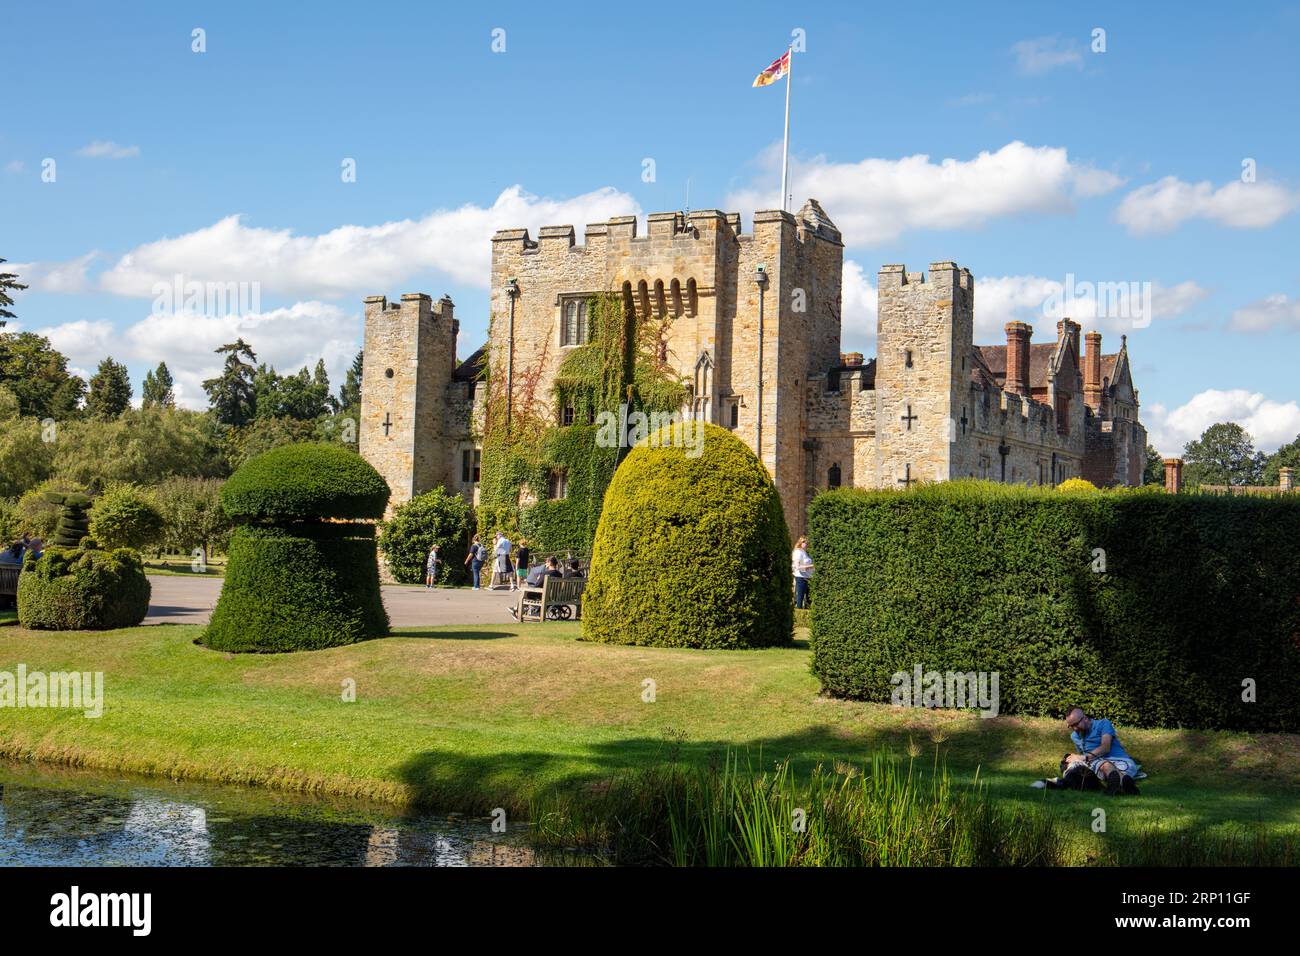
[1043,706,1141,795]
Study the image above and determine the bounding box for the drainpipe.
[505,278,519,431]
[754,265,768,461]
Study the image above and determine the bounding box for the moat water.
[0,760,585,867]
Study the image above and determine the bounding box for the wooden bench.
[0,565,20,609]
[516,575,586,622]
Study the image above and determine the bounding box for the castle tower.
[873,262,974,488]
[359,293,458,509]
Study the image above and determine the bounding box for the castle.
[360,199,1146,539]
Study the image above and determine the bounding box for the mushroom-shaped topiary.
[205,443,391,652]
[582,422,793,649]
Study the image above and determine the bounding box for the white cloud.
[77,140,141,160]
[1145,389,1300,456]
[1011,35,1083,74]
[1229,293,1300,333]
[2,253,98,294]
[727,141,1123,246]
[41,320,116,368]
[971,274,1206,340]
[1115,176,1299,234]
[840,260,877,351]
[98,185,639,300]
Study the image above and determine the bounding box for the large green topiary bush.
[582,422,793,649]
[205,443,390,652]
[808,480,1300,732]
[44,491,93,547]
[88,483,165,551]
[17,544,151,629]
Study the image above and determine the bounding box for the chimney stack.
[1084,330,1103,410]
[1005,322,1032,396]
[1163,458,1184,494]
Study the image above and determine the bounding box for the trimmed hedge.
[220,442,390,522]
[582,422,792,649]
[808,481,1300,731]
[17,545,151,630]
[205,524,388,652]
[205,444,390,652]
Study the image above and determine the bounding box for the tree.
[0,385,55,497]
[142,362,176,409]
[1182,422,1266,487]
[153,476,230,561]
[0,258,28,326]
[1262,434,1300,487]
[85,356,133,419]
[0,331,85,419]
[203,339,257,426]
[88,484,165,551]
[52,407,227,489]
[1142,443,1164,486]
[254,362,332,421]
[338,350,362,414]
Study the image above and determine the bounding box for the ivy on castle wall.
[477,292,687,555]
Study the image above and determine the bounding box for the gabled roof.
[453,344,487,382]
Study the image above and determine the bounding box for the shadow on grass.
[389,629,518,642]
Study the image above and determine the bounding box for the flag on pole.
[751,50,791,87]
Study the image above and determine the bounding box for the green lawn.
[1,615,1297,863]
[142,553,227,577]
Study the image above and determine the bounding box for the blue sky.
[3,0,1299,455]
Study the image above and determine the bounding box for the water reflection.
[0,764,578,867]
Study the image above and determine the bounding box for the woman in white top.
[792,536,813,609]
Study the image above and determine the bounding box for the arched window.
[686,278,698,317]
[654,279,666,319]
[561,298,589,346]
[637,280,650,320]
[670,278,683,317]
[828,463,842,489]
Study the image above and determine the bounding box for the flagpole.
[780,46,792,212]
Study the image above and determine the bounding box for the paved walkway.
[145,575,523,628]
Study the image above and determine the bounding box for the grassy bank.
[1,616,1298,863]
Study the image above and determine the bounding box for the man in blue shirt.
[1065,706,1141,794]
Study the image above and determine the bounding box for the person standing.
[425,544,440,589]
[513,538,530,592]
[494,532,513,589]
[465,534,484,590]
[792,536,813,609]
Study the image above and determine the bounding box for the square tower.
[359,293,458,509]
[874,262,974,488]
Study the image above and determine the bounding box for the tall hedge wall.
[808,481,1300,732]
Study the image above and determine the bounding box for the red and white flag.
[752,49,790,87]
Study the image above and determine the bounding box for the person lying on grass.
[1034,706,1142,795]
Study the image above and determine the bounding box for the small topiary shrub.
[17,545,151,630]
[1056,477,1098,493]
[582,422,792,649]
[88,484,165,551]
[44,491,92,547]
[205,443,390,652]
[378,486,473,584]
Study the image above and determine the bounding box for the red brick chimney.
[1005,322,1032,396]
[1163,458,1183,494]
[1084,330,1103,410]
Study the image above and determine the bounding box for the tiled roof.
[453,344,487,382]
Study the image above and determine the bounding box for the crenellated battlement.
[878,261,974,292]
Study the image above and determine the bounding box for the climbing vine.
[477,291,687,554]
